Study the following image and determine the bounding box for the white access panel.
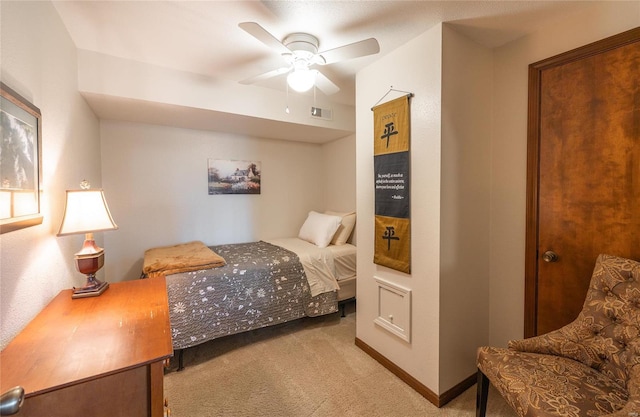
[373,277,411,342]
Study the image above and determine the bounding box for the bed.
[142,211,356,370]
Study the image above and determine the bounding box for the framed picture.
[208,159,261,195]
[0,82,43,234]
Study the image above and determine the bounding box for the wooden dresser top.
[0,277,172,397]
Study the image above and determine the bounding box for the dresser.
[0,277,173,417]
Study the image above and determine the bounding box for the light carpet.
[164,302,516,417]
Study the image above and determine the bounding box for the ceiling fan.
[238,22,380,95]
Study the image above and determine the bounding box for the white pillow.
[325,211,356,245]
[298,211,342,248]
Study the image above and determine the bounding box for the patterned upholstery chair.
[476,254,640,417]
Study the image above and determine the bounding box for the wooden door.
[525,27,640,337]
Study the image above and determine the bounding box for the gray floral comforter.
[165,241,338,350]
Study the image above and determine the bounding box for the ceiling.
[52,0,595,141]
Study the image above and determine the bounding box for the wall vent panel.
[373,276,411,342]
[310,107,332,120]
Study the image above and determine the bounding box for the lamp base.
[71,236,109,299]
[72,277,109,299]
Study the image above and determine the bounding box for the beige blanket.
[143,241,226,277]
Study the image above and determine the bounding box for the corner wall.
[356,23,493,397]
[439,25,492,391]
[0,1,102,348]
[356,24,444,393]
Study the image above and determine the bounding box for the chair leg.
[476,369,489,417]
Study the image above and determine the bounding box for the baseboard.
[440,373,477,407]
[354,337,476,407]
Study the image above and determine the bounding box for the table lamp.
[57,180,118,299]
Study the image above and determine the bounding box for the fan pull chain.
[285,81,290,114]
[313,84,317,108]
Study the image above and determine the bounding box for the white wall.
[101,121,353,281]
[322,134,357,243]
[77,50,356,137]
[489,1,640,347]
[439,25,492,391]
[356,24,444,393]
[0,1,102,348]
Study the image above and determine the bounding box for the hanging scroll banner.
[373,95,411,273]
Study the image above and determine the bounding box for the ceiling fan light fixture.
[287,68,316,92]
[239,22,380,95]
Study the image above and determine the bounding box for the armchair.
[477,254,640,417]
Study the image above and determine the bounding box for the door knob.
[0,386,24,416]
[542,251,559,263]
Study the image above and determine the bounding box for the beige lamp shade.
[57,189,118,236]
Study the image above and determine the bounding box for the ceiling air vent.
[311,106,332,121]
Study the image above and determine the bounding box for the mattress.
[336,276,356,301]
[325,243,357,281]
[267,238,356,290]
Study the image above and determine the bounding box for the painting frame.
[208,159,261,195]
[0,82,43,234]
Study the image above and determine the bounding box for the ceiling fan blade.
[239,66,291,85]
[318,38,380,65]
[239,22,291,55]
[314,71,340,95]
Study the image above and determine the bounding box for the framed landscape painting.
[208,159,261,195]
[0,82,43,234]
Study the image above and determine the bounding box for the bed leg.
[177,349,185,372]
[338,297,355,318]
